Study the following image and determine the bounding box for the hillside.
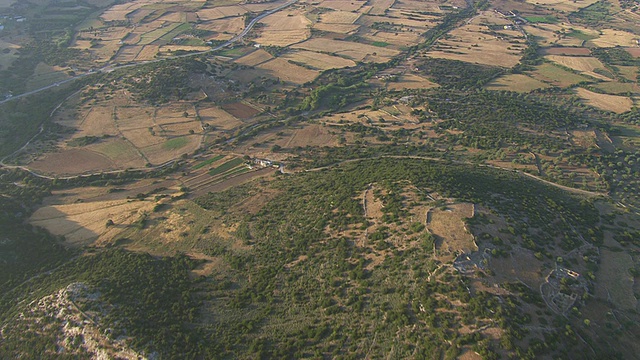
[1,0,640,358]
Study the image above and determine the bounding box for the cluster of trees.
[418,58,505,89]
[192,158,603,357]
[122,58,209,104]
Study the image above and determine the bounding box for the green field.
[594,82,640,95]
[94,139,141,160]
[565,29,598,41]
[193,154,225,169]
[162,136,189,150]
[219,47,253,57]
[159,23,192,43]
[525,16,558,23]
[372,41,390,47]
[139,23,182,45]
[208,157,245,176]
[530,63,592,87]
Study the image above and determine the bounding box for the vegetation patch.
[208,157,245,176]
[162,136,189,150]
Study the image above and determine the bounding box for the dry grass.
[160,45,210,52]
[384,73,439,90]
[490,250,545,289]
[197,17,244,40]
[486,74,550,92]
[594,81,640,95]
[234,48,274,66]
[197,106,243,130]
[427,18,525,67]
[570,129,597,148]
[29,149,116,175]
[312,23,360,34]
[280,50,356,70]
[221,102,261,119]
[616,65,638,82]
[626,47,640,58]
[115,46,143,62]
[360,30,422,47]
[366,0,395,15]
[524,0,598,12]
[428,202,476,256]
[242,0,290,12]
[274,124,338,148]
[591,29,640,47]
[135,45,159,60]
[575,88,633,113]
[72,106,119,137]
[292,38,399,62]
[254,10,311,46]
[121,128,165,148]
[545,55,612,80]
[257,58,320,84]
[357,14,432,30]
[543,47,591,56]
[316,0,366,11]
[30,199,154,247]
[196,5,246,21]
[91,139,146,168]
[318,10,361,24]
[116,106,156,130]
[522,24,566,47]
[530,63,591,87]
[156,11,187,23]
[596,249,638,310]
[394,0,443,12]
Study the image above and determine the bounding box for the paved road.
[0,0,298,106]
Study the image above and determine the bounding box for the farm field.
[523,0,599,13]
[485,74,551,92]
[545,55,613,80]
[367,0,395,15]
[257,58,319,84]
[197,17,244,41]
[360,30,422,48]
[30,198,155,247]
[25,63,70,92]
[4,0,640,358]
[426,11,525,67]
[292,38,400,62]
[593,82,640,95]
[234,49,274,66]
[219,102,260,120]
[254,9,311,47]
[589,29,639,47]
[318,10,361,24]
[542,47,592,56]
[615,65,638,82]
[280,50,356,70]
[529,63,592,87]
[197,106,244,130]
[316,0,366,12]
[274,124,339,149]
[312,22,360,34]
[575,87,633,113]
[383,73,439,90]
